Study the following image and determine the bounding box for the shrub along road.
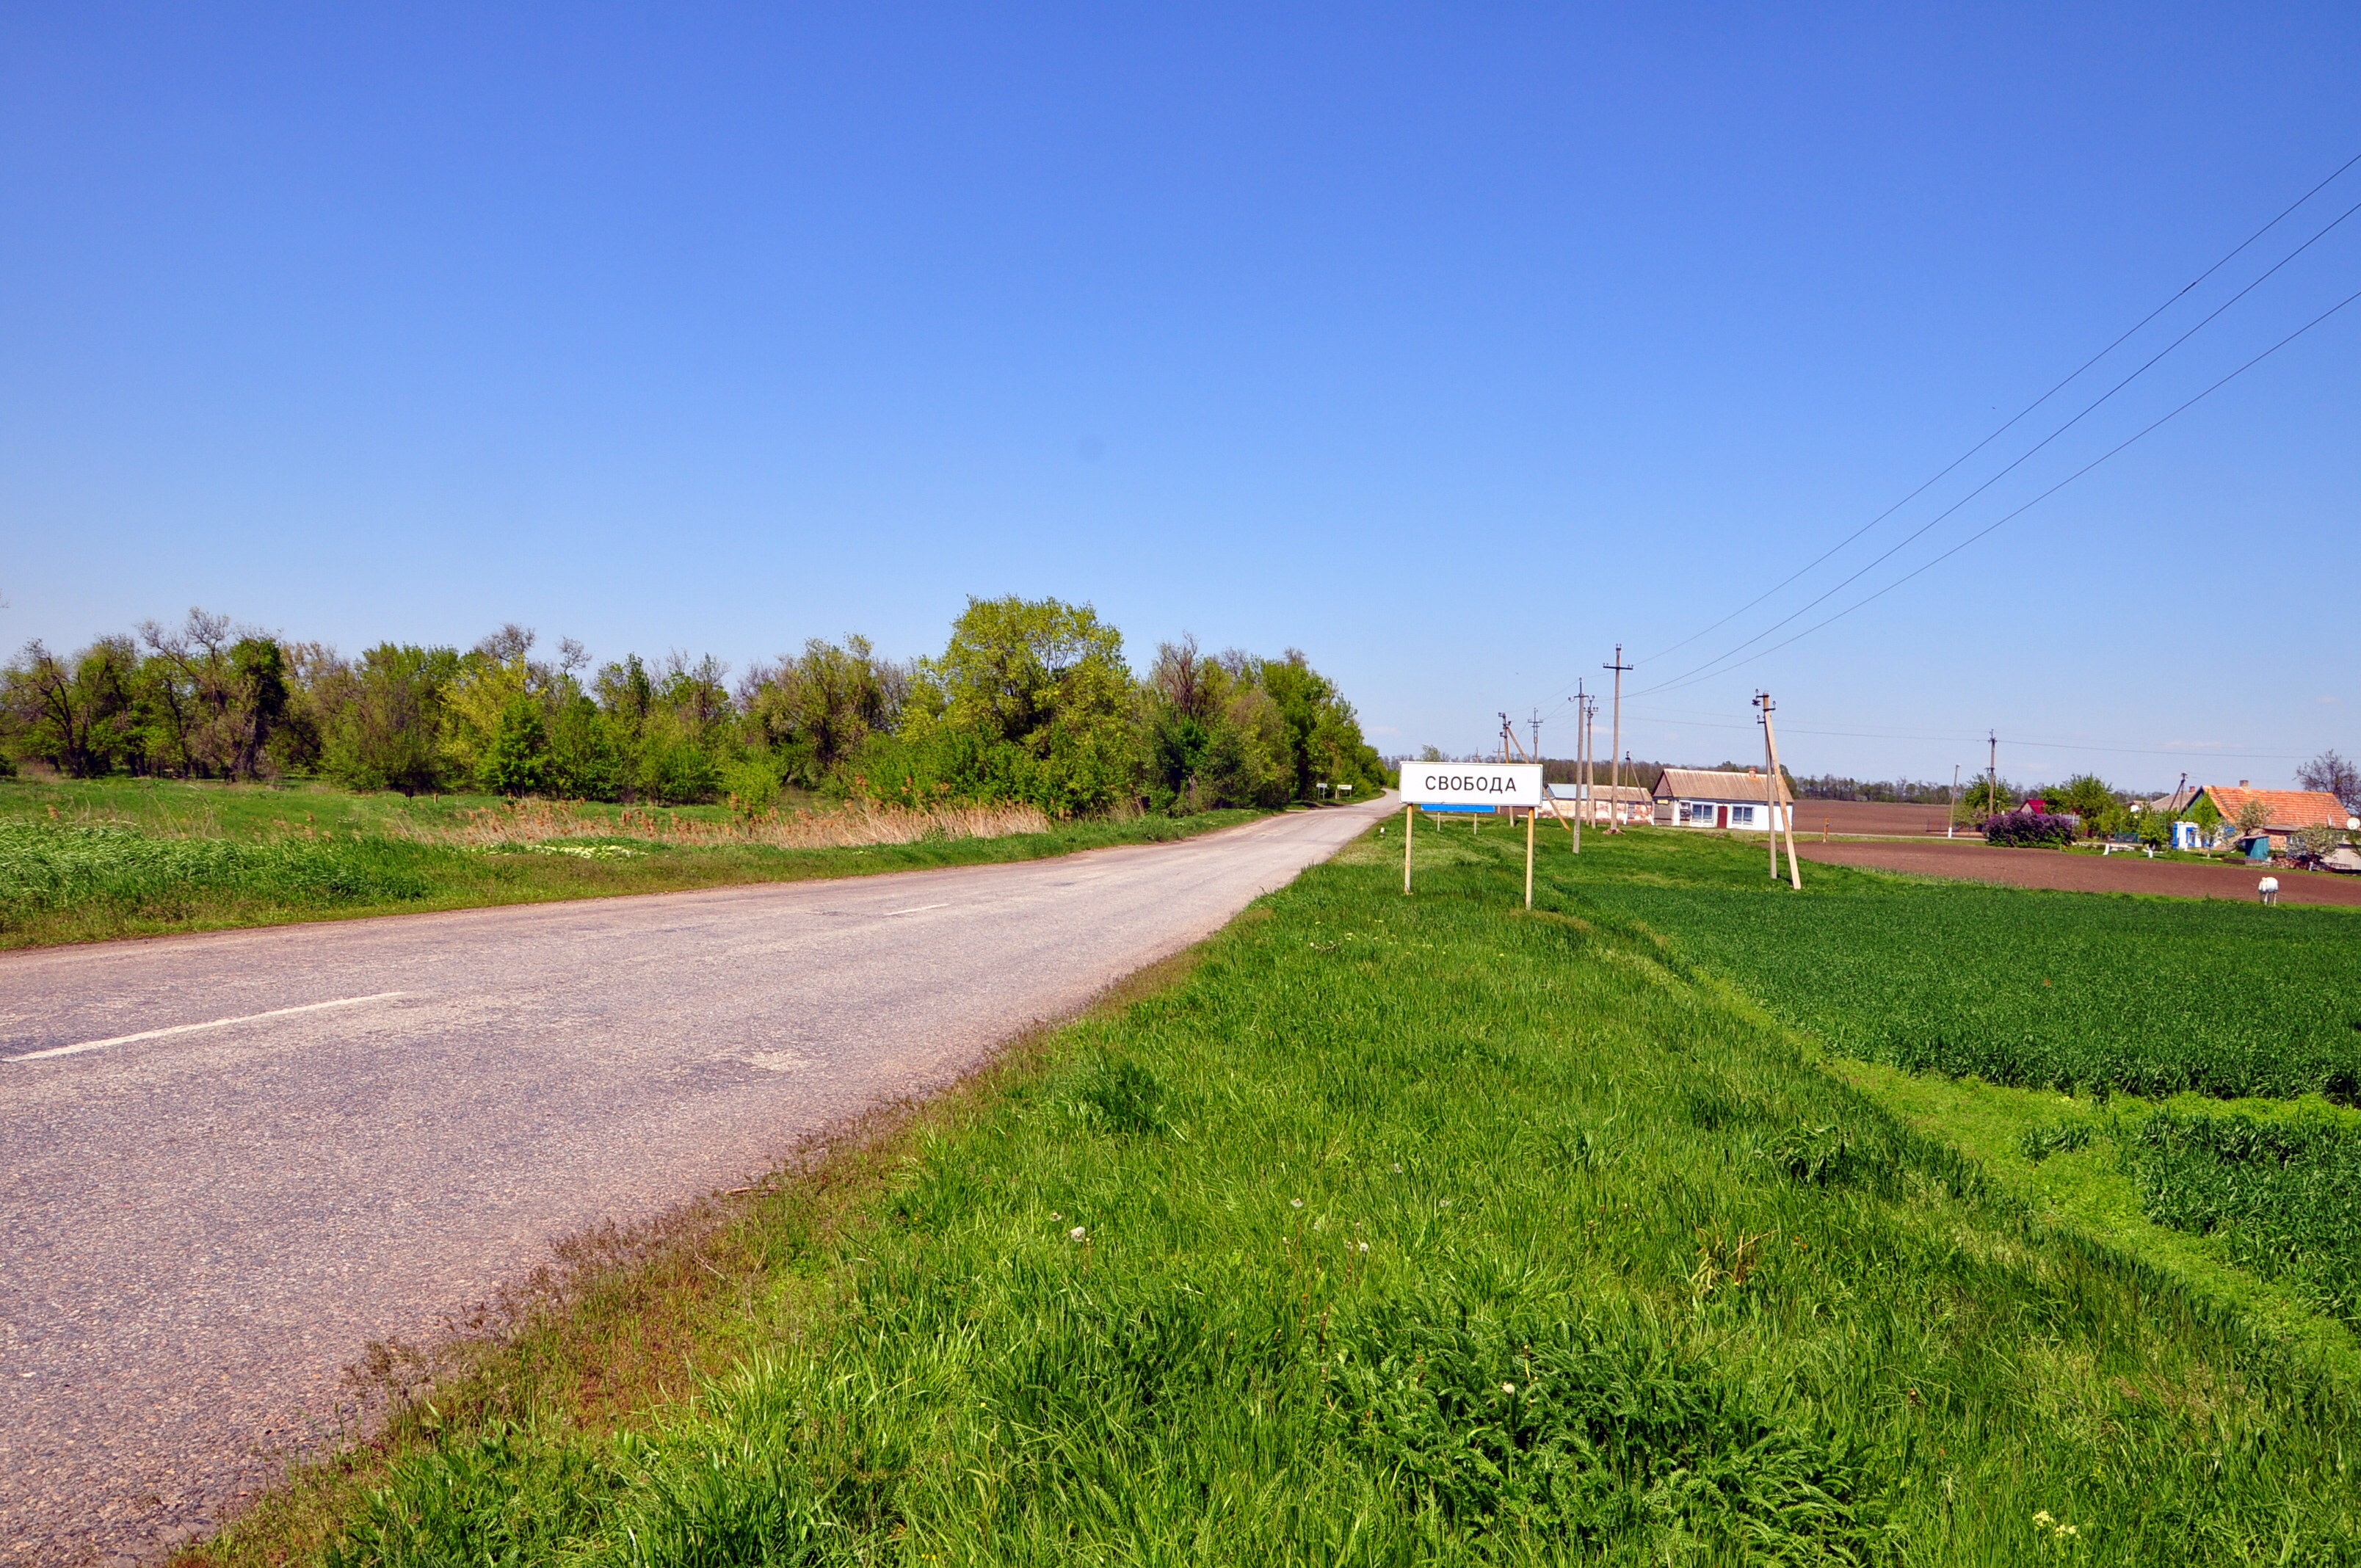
[0,798,1385,1565]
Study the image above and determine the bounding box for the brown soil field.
[1796,838,2361,907]
[1793,799,1959,837]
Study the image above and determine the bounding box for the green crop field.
[1556,831,2361,1101]
[0,775,1272,947]
[2129,1109,2361,1324]
[211,819,2361,1567]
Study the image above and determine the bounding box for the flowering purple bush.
[1984,808,2078,848]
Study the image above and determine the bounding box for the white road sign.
[1398,761,1543,808]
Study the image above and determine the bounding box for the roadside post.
[1397,761,1545,907]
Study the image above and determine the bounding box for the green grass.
[0,775,1275,948]
[1550,830,2361,1100]
[208,819,2361,1566]
[2128,1110,2361,1326]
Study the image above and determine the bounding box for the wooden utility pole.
[1987,731,1999,821]
[1604,647,1632,832]
[1572,680,1586,853]
[1403,800,1413,893]
[1948,764,1959,839]
[1758,693,1779,881]
[1758,692,1803,889]
[1524,796,1535,908]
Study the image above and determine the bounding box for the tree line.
[0,596,1390,816]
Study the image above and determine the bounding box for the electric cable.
[1631,195,2361,698]
[1633,148,2361,672]
[1636,280,2361,700]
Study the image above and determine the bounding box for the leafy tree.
[478,692,553,796]
[2297,749,2361,816]
[546,693,627,800]
[3,637,139,776]
[323,644,458,795]
[741,636,904,786]
[2043,773,2117,836]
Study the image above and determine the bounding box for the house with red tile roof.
[2188,783,2354,851]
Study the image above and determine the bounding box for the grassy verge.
[0,775,1279,949]
[202,819,2361,1565]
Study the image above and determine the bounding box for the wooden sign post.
[1397,761,1546,907]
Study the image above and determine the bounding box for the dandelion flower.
[1068,1226,1087,1242]
[1357,1242,1369,1253]
[1049,1212,1062,1222]
[1501,1382,1517,1394]
[1291,1198,1305,1208]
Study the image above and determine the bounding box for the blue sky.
[4,4,2355,789]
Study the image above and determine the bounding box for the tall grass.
[274,824,2361,1566]
[392,797,1056,852]
[0,819,432,930]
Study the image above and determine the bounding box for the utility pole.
[1988,731,1999,821]
[1948,764,1959,839]
[1758,694,1779,880]
[1603,647,1632,831]
[1571,680,1586,852]
[1758,692,1802,888]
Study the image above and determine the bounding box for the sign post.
[1397,761,1545,907]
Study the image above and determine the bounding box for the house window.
[1684,802,1715,824]
[1730,805,1755,826]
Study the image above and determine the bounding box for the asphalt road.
[0,800,1386,1564]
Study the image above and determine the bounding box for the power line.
[1633,195,2361,698]
[1637,280,2361,699]
[1622,710,2313,762]
[1635,147,2361,672]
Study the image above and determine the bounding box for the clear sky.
[4,5,2355,790]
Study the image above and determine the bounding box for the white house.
[1650,767,1793,832]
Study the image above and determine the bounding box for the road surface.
[0,800,1385,1564]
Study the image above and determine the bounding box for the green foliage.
[6,601,1380,821]
[479,693,552,797]
[304,826,2361,1564]
[1564,832,2361,1100]
[324,645,458,796]
[2128,1111,2361,1323]
[2041,772,2117,832]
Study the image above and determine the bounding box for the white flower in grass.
[1068,1225,1087,1242]
[1391,1164,1403,1173]
[1291,1198,1304,1208]
[1357,1242,1369,1254]
[1501,1382,1517,1395]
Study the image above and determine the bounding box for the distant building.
[1651,767,1793,832]
[1543,781,1652,826]
[2181,783,2352,852]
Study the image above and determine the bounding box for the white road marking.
[882,903,949,916]
[6,992,410,1063]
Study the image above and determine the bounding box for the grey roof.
[1652,766,1792,804]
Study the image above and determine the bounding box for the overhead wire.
[1628,195,2361,699]
[1635,280,2361,700]
[1631,148,2361,673]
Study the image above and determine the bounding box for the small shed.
[1651,767,1793,832]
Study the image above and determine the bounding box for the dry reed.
[392,798,1053,852]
